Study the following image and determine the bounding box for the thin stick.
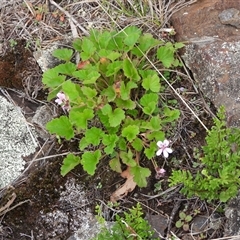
[49,0,89,36]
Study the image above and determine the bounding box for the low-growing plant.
[175,211,192,231]
[93,202,158,240]
[169,106,240,202]
[43,26,183,187]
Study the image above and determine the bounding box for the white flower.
[156,139,173,158]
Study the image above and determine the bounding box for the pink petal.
[157,141,163,148]
[159,168,166,174]
[156,149,163,156]
[166,148,173,154]
[163,139,169,146]
[55,98,62,105]
[57,92,66,101]
[163,150,169,158]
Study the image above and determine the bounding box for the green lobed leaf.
[147,131,165,141]
[163,107,180,122]
[42,68,66,88]
[84,127,104,146]
[98,49,122,61]
[123,26,141,47]
[157,46,175,68]
[46,116,74,140]
[72,38,82,52]
[132,137,143,151]
[150,116,161,131]
[115,98,136,110]
[109,108,125,127]
[142,74,161,92]
[89,29,112,49]
[120,81,138,100]
[52,48,73,61]
[179,212,186,219]
[61,154,81,176]
[97,110,113,132]
[109,157,122,173]
[139,69,157,79]
[81,150,101,175]
[106,61,123,77]
[140,93,158,107]
[55,62,77,75]
[79,137,88,151]
[73,69,100,84]
[122,125,139,142]
[80,38,96,60]
[131,33,161,56]
[130,165,151,187]
[140,93,158,115]
[101,103,112,115]
[102,86,116,102]
[81,86,97,98]
[123,58,140,82]
[102,134,119,155]
[174,42,185,49]
[118,137,127,151]
[120,151,136,167]
[144,142,157,159]
[62,80,80,101]
[143,102,157,115]
[108,31,125,51]
[69,108,94,130]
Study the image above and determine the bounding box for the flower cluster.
[155,139,173,178]
[155,167,166,179]
[55,92,71,112]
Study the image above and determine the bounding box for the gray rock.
[224,191,240,237]
[171,0,240,127]
[0,96,37,188]
[170,0,240,237]
[31,105,55,139]
[33,40,73,72]
[36,178,104,239]
[219,8,240,29]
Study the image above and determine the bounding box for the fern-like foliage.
[169,106,240,202]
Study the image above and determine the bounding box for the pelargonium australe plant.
[43,26,182,187]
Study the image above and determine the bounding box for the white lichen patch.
[37,178,103,240]
[0,96,38,188]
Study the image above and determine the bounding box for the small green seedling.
[175,211,192,231]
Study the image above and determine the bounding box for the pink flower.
[156,139,173,158]
[155,167,166,179]
[55,92,71,111]
[55,92,67,105]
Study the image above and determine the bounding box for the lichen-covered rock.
[171,0,240,126]
[0,96,37,188]
[219,8,240,29]
[224,191,240,237]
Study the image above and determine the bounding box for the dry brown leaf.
[110,167,137,203]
